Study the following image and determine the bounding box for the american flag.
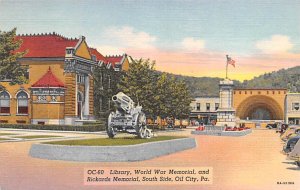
[226,55,235,67]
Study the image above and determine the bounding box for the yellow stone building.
[0,33,129,125]
[190,88,288,127]
[233,88,287,120]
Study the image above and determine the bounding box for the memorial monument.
[216,55,237,127]
[217,79,236,127]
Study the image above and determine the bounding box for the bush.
[0,123,106,132]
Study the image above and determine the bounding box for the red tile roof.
[105,55,123,67]
[89,48,108,63]
[32,67,65,88]
[16,33,79,58]
[88,49,124,68]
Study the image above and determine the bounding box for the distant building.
[233,88,286,121]
[189,97,219,124]
[285,93,300,125]
[105,55,129,72]
[190,88,289,126]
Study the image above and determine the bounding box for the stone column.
[217,79,236,127]
[84,75,89,117]
[64,72,77,125]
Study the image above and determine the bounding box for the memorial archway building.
[233,88,287,120]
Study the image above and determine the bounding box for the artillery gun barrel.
[112,92,134,113]
[112,95,119,102]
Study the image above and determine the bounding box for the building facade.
[0,33,129,125]
[233,88,286,120]
[189,96,219,124]
[190,88,289,126]
[285,93,300,125]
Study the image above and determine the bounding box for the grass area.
[0,138,8,141]
[45,136,186,146]
[16,135,62,139]
[0,133,16,136]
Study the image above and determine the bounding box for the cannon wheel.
[138,126,152,139]
[107,113,116,138]
[135,112,151,139]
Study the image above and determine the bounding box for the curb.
[0,128,106,135]
[29,137,197,162]
[191,129,252,136]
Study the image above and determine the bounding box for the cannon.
[107,92,152,139]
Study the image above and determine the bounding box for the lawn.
[16,135,62,139]
[0,138,8,141]
[0,133,16,136]
[45,136,186,146]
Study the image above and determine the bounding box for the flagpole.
[225,55,228,79]
[226,62,228,79]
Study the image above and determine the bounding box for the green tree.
[154,73,170,118]
[119,58,192,122]
[118,58,158,118]
[0,28,28,90]
[93,64,123,119]
[156,74,191,121]
[169,78,192,120]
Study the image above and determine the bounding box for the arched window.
[0,91,10,114]
[17,91,29,114]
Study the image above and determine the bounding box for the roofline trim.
[234,88,287,90]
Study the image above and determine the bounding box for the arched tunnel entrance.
[236,95,283,120]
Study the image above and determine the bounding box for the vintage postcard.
[0,0,299,189]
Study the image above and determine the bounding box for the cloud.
[95,28,300,81]
[96,45,125,55]
[181,37,205,52]
[255,35,293,54]
[103,26,157,50]
[123,45,300,81]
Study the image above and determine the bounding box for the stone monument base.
[217,109,236,127]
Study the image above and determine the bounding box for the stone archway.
[236,95,283,120]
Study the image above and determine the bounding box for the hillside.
[164,73,240,97]
[165,66,300,97]
[239,66,300,92]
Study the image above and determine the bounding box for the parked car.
[277,123,289,134]
[266,123,277,129]
[280,125,300,141]
[288,140,300,167]
[283,135,300,154]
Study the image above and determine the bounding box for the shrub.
[0,123,106,132]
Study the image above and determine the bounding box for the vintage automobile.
[280,125,300,141]
[107,92,152,139]
[283,135,300,154]
[266,123,278,129]
[277,123,289,134]
[288,139,300,167]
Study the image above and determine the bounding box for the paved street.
[0,129,299,190]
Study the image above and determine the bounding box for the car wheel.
[290,142,296,151]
